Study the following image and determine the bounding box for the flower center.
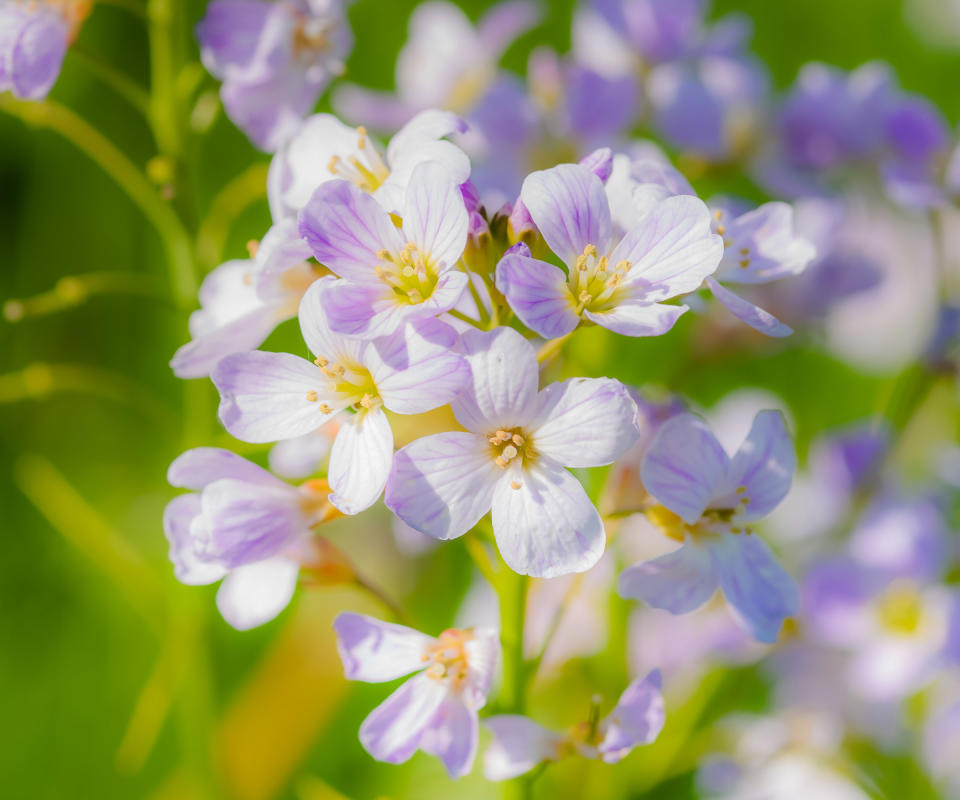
[647,487,753,543]
[569,244,631,315]
[487,427,537,475]
[422,628,474,687]
[305,355,381,413]
[375,242,440,305]
[875,581,923,634]
[327,126,390,194]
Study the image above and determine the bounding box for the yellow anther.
[615,259,630,272]
[242,272,253,286]
[714,209,723,220]
[405,241,418,251]
[578,291,592,304]
[739,247,750,255]
[739,258,750,268]
[511,434,524,446]
[510,481,523,490]
[376,248,392,261]
[717,224,726,236]
[359,393,377,409]
[583,244,598,257]
[495,430,510,441]
[426,663,446,679]
[306,390,318,402]
[246,239,260,257]
[731,527,741,534]
[319,403,333,414]
[495,456,508,468]
[740,496,750,505]
[314,356,328,367]
[736,486,747,494]
[327,155,341,173]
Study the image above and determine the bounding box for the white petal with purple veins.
[333,612,433,682]
[328,407,394,515]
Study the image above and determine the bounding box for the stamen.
[314,356,328,367]
[319,403,333,414]
[510,481,522,490]
[306,390,318,402]
[359,393,377,409]
[511,434,524,446]
[717,224,726,236]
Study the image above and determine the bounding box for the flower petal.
[328,407,394,515]
[491,459,604,578]
[386,109,468,167]
[451,327,539,433]
[521,164,612,264]
[213,351,335,443]
[617,541,718,613]
[369,320,468,414]
[710,533,799,644]
[717,202,816,285]
[706,277,794,337]
[531,378,640,468]
[420,696,479,779]
[215,556,300,630]
[167,447,281,490]
[333,611,433,682]
[170,305,284,379]
[611,194,722,301]
[599,670,665,762]
[298,179,403,281]
[641,413,730,523]
[298,276,368,365]
[163,494,228,585]
[463,627,500,709]
[385,432,500,541]
[401,161,469,269]
[718,410,795,520]
[359,672,448,765]
[483,716,563,780]
[583,299,687,337]
[494,252,579,340]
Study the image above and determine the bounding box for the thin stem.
[353,575,407,624]
[463,535,499,588]
[498,567,529,714]
[147,0,183,161]
[462,266,491,327]
[69,46,151,115]
[195,163,270,269]
[536,332,573,364]
[448,309,486,329]
[0,96,196,305]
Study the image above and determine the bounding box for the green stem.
[498,568,529,714]
[0,96,196,305]
[147,0,183,161]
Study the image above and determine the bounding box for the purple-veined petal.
[716,410,795,519]
[298,179,403,281]
[451,327,539,433]
[641,413,730,523]
[333,612,433,682]
[170,305,286,379]
[463,627,500,709]
[710,532,798,644]
[197,478,306,567]
[706,277,794,337]
[369,320,468,414]
[598,670,665,762]
[328,407,394,515]
[10,13,68,100]
[401,161,469,269]
[385,432,500,541]
[494,253,579,340]
[377,139,472,214]
[611,194,722,301]
[491,458,604,578]
[521,164,612,264]
[359,672,449,765]
[530,377,640,468]
[483,716,563,780]
[167,447,282,490]
[215,556,300,630]
[583,298,688,337]
[297,277,366,367]
[213,351,337,443]
[420,696,479,779]
[718,202,816,285]
[163,494,228,585]
[618,540,718,613]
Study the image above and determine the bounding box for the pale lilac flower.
[706,202,816,337]
[164,447,335,629]
[618,410,798,643]
[268,109,470,220]
[334,612,499,778]
[170,221,317,379]
[0,0,76,100]
[297,161,469,338]
[495,163,722,340]
[211,277,468,514]
[196,0,353,151]
[385,326,640,578]
[332,0,539,130]
[483,670,664,779]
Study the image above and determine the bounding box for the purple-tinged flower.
[170,220,318,379]
[706,202,816,337]
[495,163,722,339]
[164,448,339,629]
[334,612,499,778]
[268,109,470,220]
[211,277,468,514]
[483,670,664,779]
[0,0,81,100]
[385,326,641,578]
[297,161,469,338]
[618,411,799,643]
[880,94,952,208]
[196,0,353,151]
[646,55,769,162]
[332,0,540,131]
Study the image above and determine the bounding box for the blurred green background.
[1,0,958,798]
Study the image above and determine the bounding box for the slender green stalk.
[195,163,270,269]
[498,568,529,713]
[0,96,196,305]
[147,0,183,161]
[69,46,151,115]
